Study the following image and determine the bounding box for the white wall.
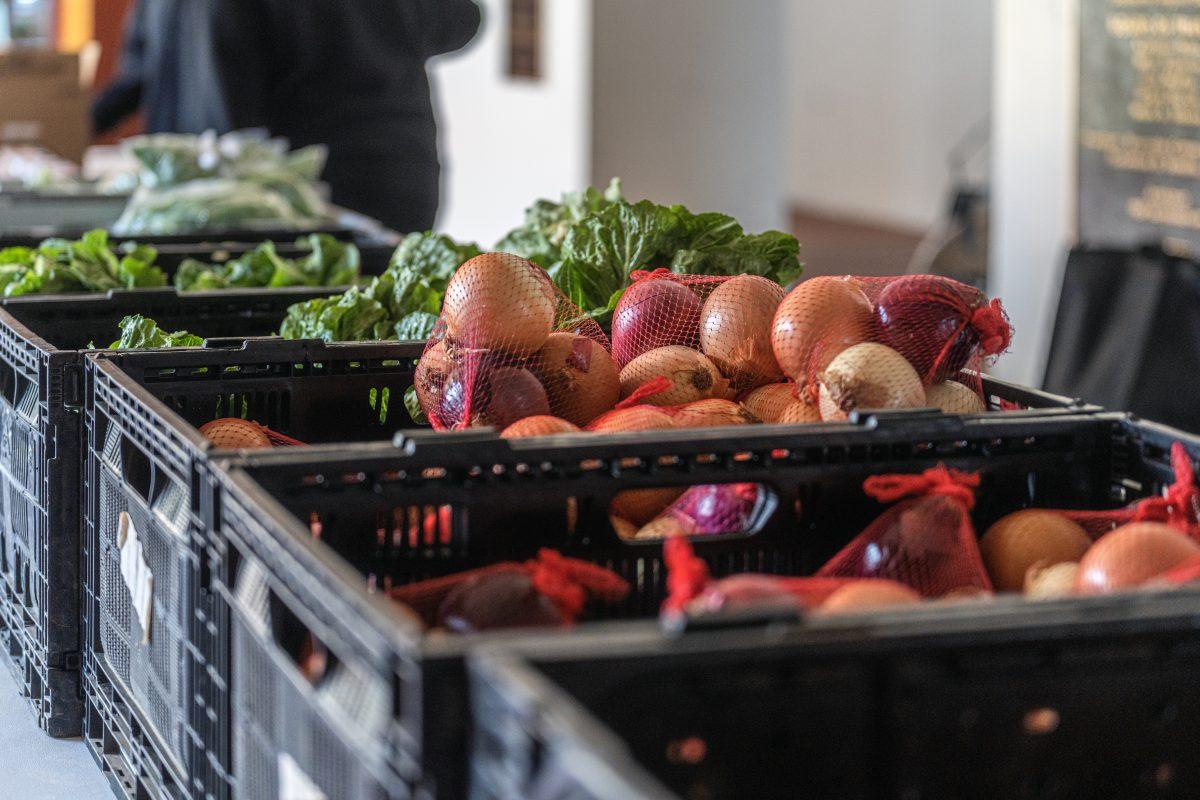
[591,0,788,232]
[784,1,993,231]
[430,0,593,246]
[989,0,1078,385]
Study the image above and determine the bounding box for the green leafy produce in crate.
[279,231,483,342]
[0,230,167,296]
[109,315,206,349]
[0,230,362,296]
[174,234,361,291]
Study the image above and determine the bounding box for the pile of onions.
[419,259,1014,433]
[770,274,1010,420]
[612,273,785,409]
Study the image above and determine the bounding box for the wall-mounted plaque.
[1079,0,1200,251]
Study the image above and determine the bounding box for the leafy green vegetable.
[0,230,168,297]
[110,315,206,349]
[403,385,428,425]
[174,234,361,291]
[278,232,481,342]
[495,178,625,268]
[670,231,803,283]
[496,180,803,322]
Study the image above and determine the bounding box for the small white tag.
[117,512,154,645]
[278,752,326,800]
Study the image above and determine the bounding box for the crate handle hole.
[1023,707,1060,735]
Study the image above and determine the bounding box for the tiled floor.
[0,667,110,799]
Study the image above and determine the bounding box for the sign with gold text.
[1080,0,1200,249]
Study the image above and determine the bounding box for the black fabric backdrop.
[1044,247,1200,433]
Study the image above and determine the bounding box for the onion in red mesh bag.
[198,418,305,448]
[740,383,797,423]
[925,380,987,414]
[662,536,855,616]
[818,580,922,615]
[612,272,703,366]
[588,403,676,433]
[670,399,759,428]
[816,466,992,597]
[817,342,925,420]
[532,332,620,426]
[501,415,581,438]
[772,276,874,386]
[872,274,1012,385]
[619,345,728,406]
[438,360,551,430]
[387,549,630,633]
[1074,522,1200,596]
[199,418,272,449]
[441,252,557,356]
[632,483,763,540]
[418,253,614,430]
[698,275,785,392]
[1152,553,1200,587]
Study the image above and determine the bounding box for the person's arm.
[419,0,483,57]
[91,1,149,135]
[210,0,273,131]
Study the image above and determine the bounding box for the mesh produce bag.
[197,418,306,448]
[1059,442,1200,541]
[612,269,786,400]
[772,274,1012,419]
[816,466,993,597]
[629,483,767,540]
[415,253,618,430]
[661,536,855,615]
[386,549,630,632]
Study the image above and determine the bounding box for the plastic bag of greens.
[113,179,318,236]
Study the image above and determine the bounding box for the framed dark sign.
[1079,0,1200,251]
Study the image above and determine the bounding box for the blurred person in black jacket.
[94,0,483,233]
[212,0,483,232]
[92,0,228,135]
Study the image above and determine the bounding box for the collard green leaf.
[111,315,206,349]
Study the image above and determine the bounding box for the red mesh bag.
[386,549,630,633]
[416,253,618,430]
[1057,442,1200,541]
[661,535,856,615]
[771,274,1012,420]
[815,466,993,597]
[611,269,787,402]
[625,483,766,541]
[198,418,306,448]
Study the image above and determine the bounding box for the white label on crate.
[278,752,326,800]
[118,511,154,644]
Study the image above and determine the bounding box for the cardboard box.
[0,50,91,163]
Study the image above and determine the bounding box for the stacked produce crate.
[7,165,1200,800]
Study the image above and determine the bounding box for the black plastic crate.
[469,581,1200,800]
[0,288,336,738]
[211,397,1148,800]
[82,339,426,800]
